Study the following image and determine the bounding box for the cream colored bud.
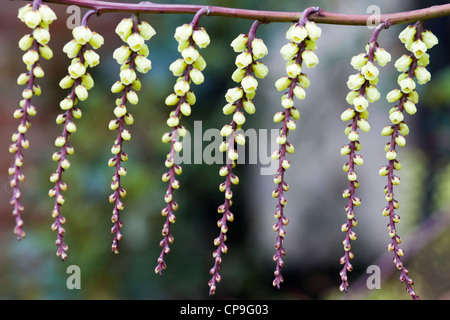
[357,118,370,132]
[135,55,152,74]
[38,5,57,24]
[421,30,438,49]
[189,68,204,85]
[353,95,369,113]
[381,125,394,136]
[180,102,191,116]
[288,25,307,43]
[84,50,100,68]
[89,32,104,49]
[138,21,156,40]
[399,25,416,45]
[75,84,88,101]
[350,53,368,70]
[23,9,41,29]
[22,50,39,66]
[225,87,243,103]
[243,100,255,114]
[280,42,299,61]
[68,61,86,79]
[165,93,179,106]
[386,89,403,103]
[252,61,269,79]
[305,21,321,40]
[181,46,200,64]
[302,50,319,68]
[410,40,427,59]
[386,149,397,160]
[174,24,193,42]
[286,62,302,78]
[233,111,246,126]
[281,97,294,109]
[192,27,210,48]
[361,61,379,81]
[111,81,125,93]
[273,112,285,123]
[234,134,246,146]
[33,27,50,45]
[394,54,412,72]
[366,85,380,103]
[121,129,131,141]
[347,73,365,90]
[174,80,190,96]
[231,68,246,83]
[127,33,145,52]
[113,45,132,65]
[251,38,268,60]
[275,77,292,91]
[241,75,258,94]
[235,51,252,69]
[126,90,138,105]
[120,68,137,85]
[73,26,93,45]
[399,77,416,93]
[114,105,127,118]
[414,66,431,85]
[166,116,179,128]
[230,34,248,52]
[374,48,391,67]
[403,100,417,115]
[115,18,134,40]
[389,110,404,124]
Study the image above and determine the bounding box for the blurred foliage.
[0,0,449,300]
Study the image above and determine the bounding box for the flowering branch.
[208,19,269,296]
[28,0,450,25]
[379,21,438,300]
[339,22,391,292]
[271,6,322,290]
[108,14,154,254]
[9,0,56,240]
[155,7,210,275]
[48,9,104,260]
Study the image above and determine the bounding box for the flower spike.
[208,20,269,296]
[271,7,321,290]
[379,22,437,300]
[339,21,390,293]
[9,0,57,241]
[109,14,155,254]
[49,10,103,261]
[155,7,209,275]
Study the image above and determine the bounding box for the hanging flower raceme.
[9,1,57,241]
[155,8,210,276]
[109,14,155,254]
[339,22,391,293]
[379,22,437,300]
[208,20,269,296]
[271,8,321,290]
[48,11,103,261]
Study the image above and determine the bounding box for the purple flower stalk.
[339,22,390,292]
[49,10,103,260]
[271,7,321,289]
[9,0,56,240]
[155,8,210,275]
[379,21,437,300]
[109,14,155,254]
[208,19,269,296]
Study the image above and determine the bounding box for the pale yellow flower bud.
[361,61,379,81]
[89,32,104,49]
[115,18,134,40]
[84,50,100,68]
[174,79,190,96]
[289,25,308,43]
[286,62,302,78]
[414,66,431,85]
[353,95,369,113]
[189,68,204,85]
[251,38,268,59]
[403,100,417,115]
[225,87,243,103]
[305,21,321,41]
[350,53,368,70]
[120,68,137,85]
[233,111,246,126]
[374,48,391,67]
[241,75,258,94]
[127,33,145,52]
[394,54,412,72]
[181,46,200,64]
[24,10,41,29]
[275,77,292,91]
[22,50,39,66]
[252,61,269,79]
[63,40,82,59]
[169,58,187,77]
[399,77,416,93]
[68,61,86,79]
[193,27,210,48]
[302,50,319,68]
[231,68,246,83]
[347,73,365,90]
[341,108,356,122]
[127,90,138,105]
[230,34,248,52]
[33,27,50,45]
[135,55,152,74]
[410,40,427,59]
[39,45,53,60]
[293,85,306,100]
[180,102,191,116]
[421,30,438,49]
[73,26,93,45]
[365,85,380,103]
[75,84,88,101]
[399,25,416,45]
[138,21,156,40]
[235,51,252,69]
[243,100,255,114]
[174,24,193,42]
[389,110,404,124]
[280,42,299,61]
[38,5,57,24]
[18,35,34,51]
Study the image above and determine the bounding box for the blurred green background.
[0,0,449,300]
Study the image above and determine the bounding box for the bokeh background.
[0,0,449,300]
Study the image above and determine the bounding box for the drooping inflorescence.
[155,7,210,275]
[9,1,57,240]
[108,14,155,254]
[208,20,269,296]
[48,11,104,261]
[271,8,321,289]
[378,22,438,300]
[6,0,446,300]
[339,22,391,293]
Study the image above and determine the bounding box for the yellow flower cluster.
[271,19,321,289]
[8,3,57,241]
[109,16,155,254]
[156,18,210,275]
[378,23,438,300]
[48,21,104,261]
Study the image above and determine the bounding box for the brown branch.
[15,0,450,25]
